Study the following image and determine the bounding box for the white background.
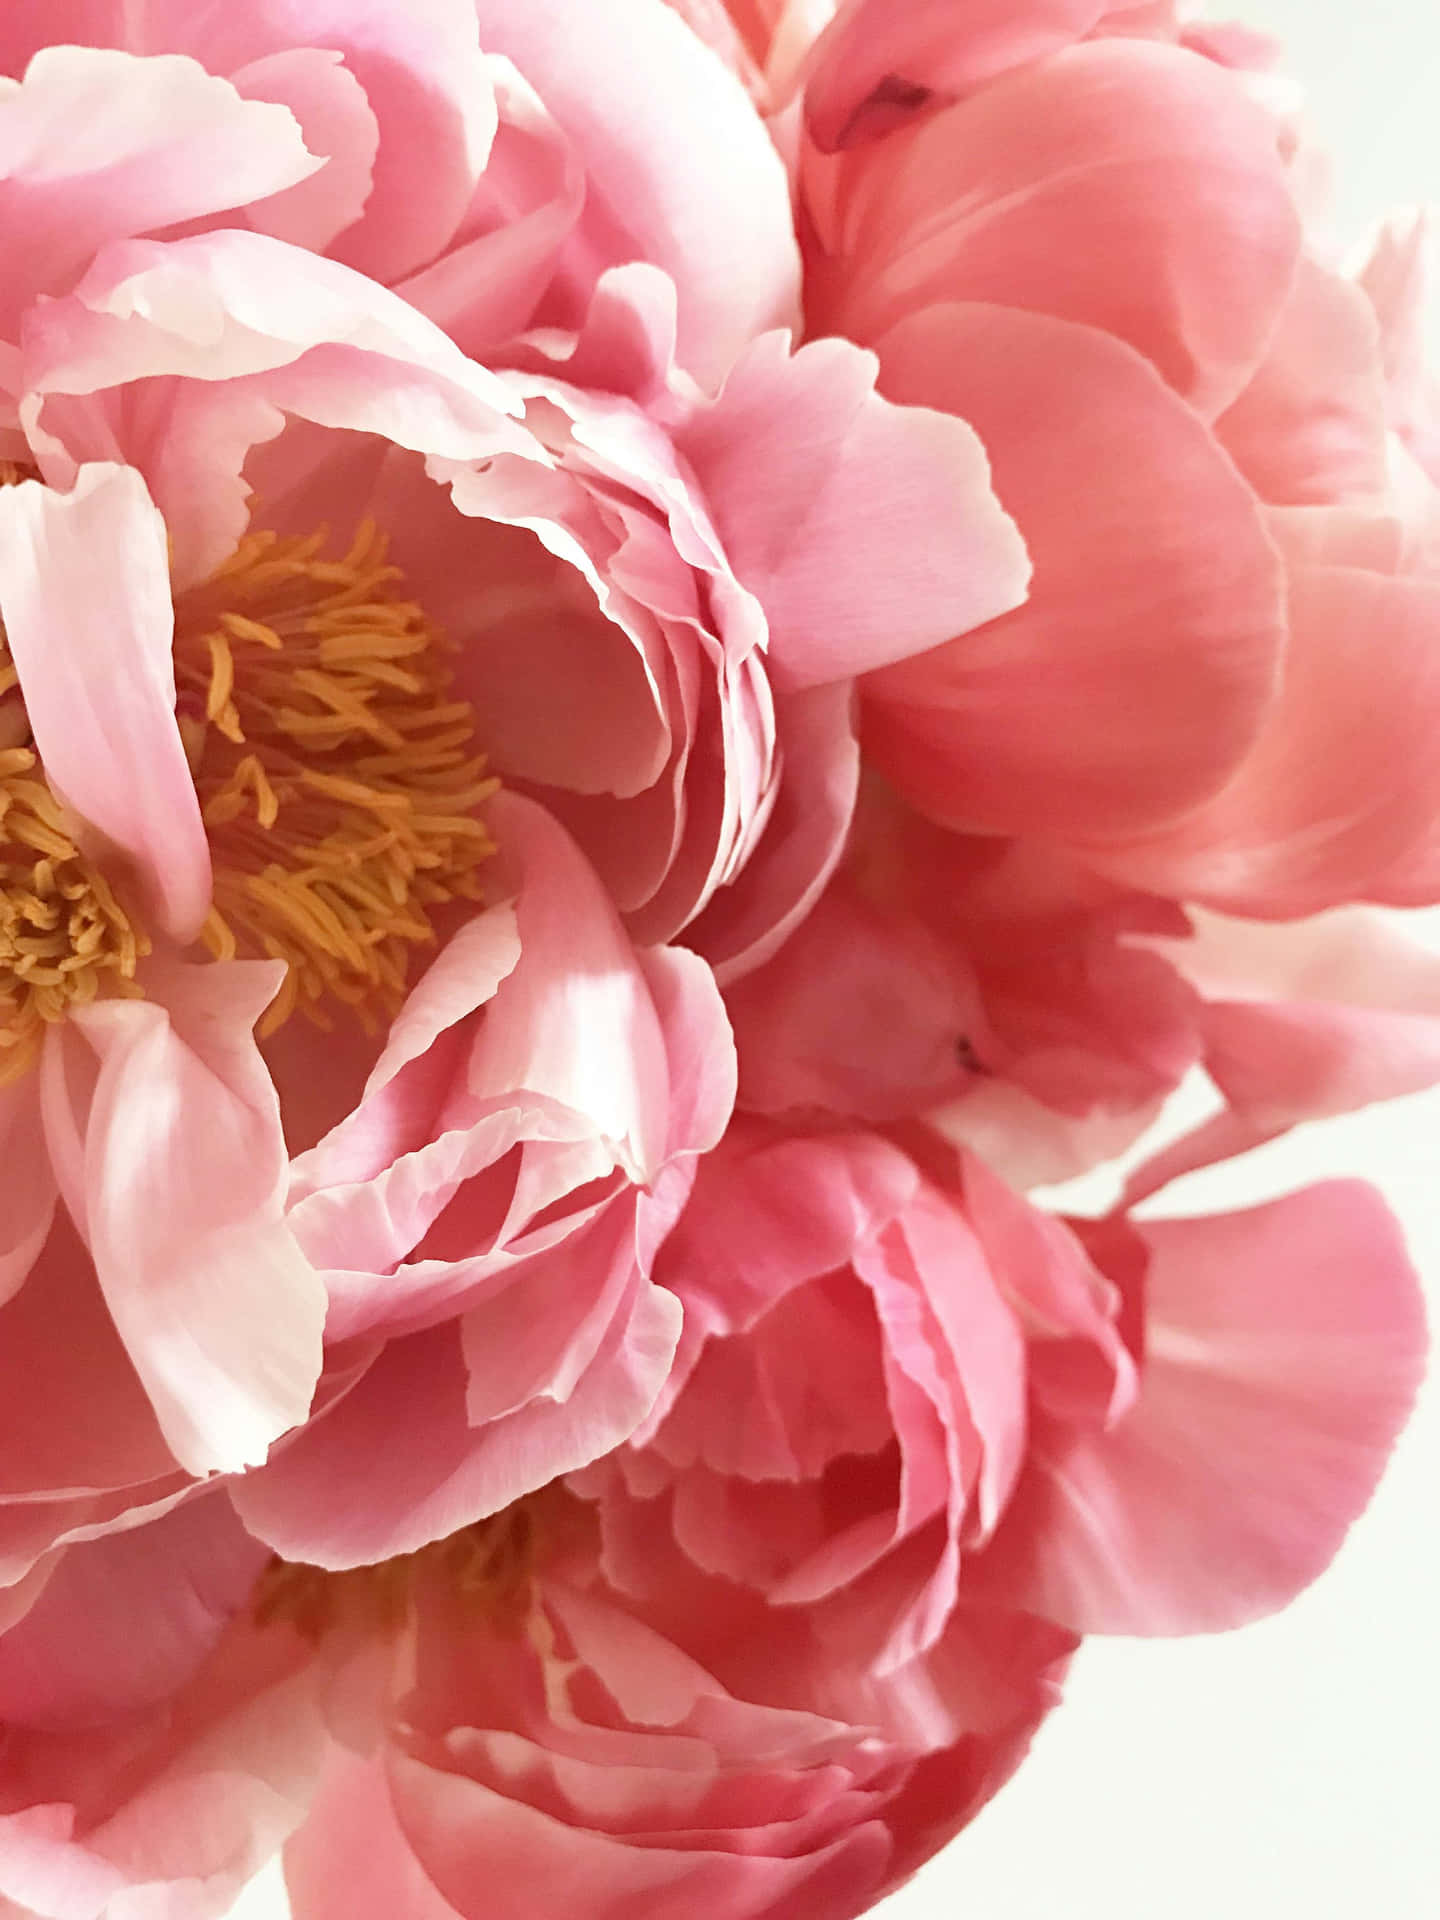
[230,4,1440,1916]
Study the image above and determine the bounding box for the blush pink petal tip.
[0,463,211,942]
[974,1182,1428,1636]
[677,330,1031,690]
[472,0,802,386]
[0,44,324,332]
[64,961,326,1478]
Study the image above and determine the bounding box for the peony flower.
[0,1124,1421,1918]
[0,2,1030,1600]
[784,0,1440,912]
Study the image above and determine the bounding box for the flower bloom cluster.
[0,4,1433,1917]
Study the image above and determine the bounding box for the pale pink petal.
[683,681,858,983]
[675,331,1029,689]
[0,464,211,940]
[0,1640,328,1920]
[234,1267,679,1567]
[1088,565,1440,912]
[974,1183,1427,1633]
[124,0,500,282]
[1120,908,1440,1199]
[635,946,737,1165]
[0,45,321,331]
[67,959,326,1476]
[399,56,585,359]
[261,0,498,284]
[232,47,380,254]
[862,304,1284,838]
[24,231,535,583]
[806,39,1301,416]
[0,1493,267,1729]
[471,0,800,386]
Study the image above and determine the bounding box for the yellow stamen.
[0,733,149,1085]
[172,520,498,1036]
[251,1499,547,1643]
[0,501,497,1074]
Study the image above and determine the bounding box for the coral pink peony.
[0,1128,1422,1918]
[791,6,1440,911]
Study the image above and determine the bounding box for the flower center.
[174,520,498,1036]
[251,1500,546,1642]
[0,511,497,1074]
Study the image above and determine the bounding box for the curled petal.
[973,1183,1427,1634]
[1089,565,1440,913]
[676,331,1030,690]
[863,305,1285,839]
[66,960,326,1477]
[471,0,800,385]
[0,464,211,940]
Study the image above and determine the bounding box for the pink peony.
[788,0,1440,912]
[0,5,1029,1587]
[0,1127,1422,1918]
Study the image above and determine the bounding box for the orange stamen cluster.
[0,465,149,1083]
[0,713,148,1084]
[0,504,496,1075]
[172,520,498,1035]
[251,1501,545,1642]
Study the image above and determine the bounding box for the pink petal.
[0,1207,175,1502]
[471,0,800,386]
[0,1493,267,1730]
[805,0,1116,150]
[264,0,499,284]
[975,1183,1427,1634]
[675,331,1029,689]
[806,38,1301,416]
[1121,909,1440,1199]
[1215,257,1389,506]
[862,304,1284,839]
[127,0,499,283]
[1088,564,1440,913]
[683,680,859,983]
[232,47,380,254]
[398,57,585,359]
[24,230,533,583]
[726,877,991,1120]
[0,44,321,332]
[287,1751,466,1920]
[383,1744,893,1920]
[234,1264,679,1566]
[65,959,326,1476]
[0,464,211,941]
